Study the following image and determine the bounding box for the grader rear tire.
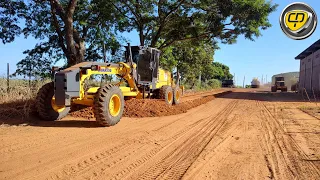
[93,84,124,127]
[35,81,70,121]
[173,86,181,105]
[160,85,173,105]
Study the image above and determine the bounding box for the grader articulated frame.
[35,44,184,127]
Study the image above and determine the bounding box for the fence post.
[304,88,312,103]
[7,63,9,93]
[312,87,318,106]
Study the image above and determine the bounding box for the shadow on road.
[0,98,103,128]
[29,119,102,128]
[217,90,308,102]
[0,114,102,128]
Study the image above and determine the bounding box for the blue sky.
[1,0,320,86]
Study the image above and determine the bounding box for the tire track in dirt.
[152,98,229,132]
[0,126,136,162]
[29,98,231,180]
[2,92,227,175]
[67,100,235,180]
[4,127,155,179]
[99,106,234,180]
[53,99,236,180]
[181,99,259,179]
[47,143,148,180]
[262,102,320,176]
[28,134,147,180]
[7,89,319,180]
[256,101,320,179]
[117,100,239,180]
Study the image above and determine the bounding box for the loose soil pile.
[0,90,231,124]
[70,91,231,119]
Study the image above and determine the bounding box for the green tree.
[1,0,278,80]
[200,61,233,85]
[1,0,127,78]
[209,62,233,80]
[114,0,278,48]
[159,40,214,88]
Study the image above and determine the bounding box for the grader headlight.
[91,65,100,71]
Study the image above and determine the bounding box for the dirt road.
[1,89,320,180]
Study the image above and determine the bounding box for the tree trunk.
[139,26,144,46]
[78,40,85,62]
[150,25,163,47]
[65,17,77,65]
[64,0,79,67]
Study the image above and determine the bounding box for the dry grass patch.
[0,78,51,122]
[298,105,320,119]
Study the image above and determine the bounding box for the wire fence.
[0,63,51,104]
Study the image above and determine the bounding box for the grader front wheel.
[35,82,70,121]
[93,84,124,127]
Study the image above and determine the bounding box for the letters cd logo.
[280,2,317,40]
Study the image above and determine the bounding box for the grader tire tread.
[173,86,181,105]
[160,85,173,105]
[93,84,124,127]
[36,81,70,121]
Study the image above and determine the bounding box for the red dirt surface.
[1,88,320,180]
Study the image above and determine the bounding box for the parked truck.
[271,76,287,92]
[251,78,260,88]
[221,80,235,88]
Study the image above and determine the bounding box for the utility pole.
[7,63,9,93]
[266,75,268,84]
[28,59,31,87]
[198,71,201,87]
[236,76,238,87]
[243,76,245,88]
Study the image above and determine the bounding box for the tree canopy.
[1,0,278,86]
[1,0,127,78]
[113,0,278,49]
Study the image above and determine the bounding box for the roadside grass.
[279,105,291,111]
[298,105,320,119]
[0,77,51,121]
[298,106,320,111]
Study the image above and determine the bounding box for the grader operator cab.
[35,44,184,127]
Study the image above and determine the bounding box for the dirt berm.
[70,90,232,119]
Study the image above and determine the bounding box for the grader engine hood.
[53,62,121,106]
[54,70,80,106]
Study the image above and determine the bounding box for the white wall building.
[295,39,320,93]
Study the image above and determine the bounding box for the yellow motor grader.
[35,44,184,127]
